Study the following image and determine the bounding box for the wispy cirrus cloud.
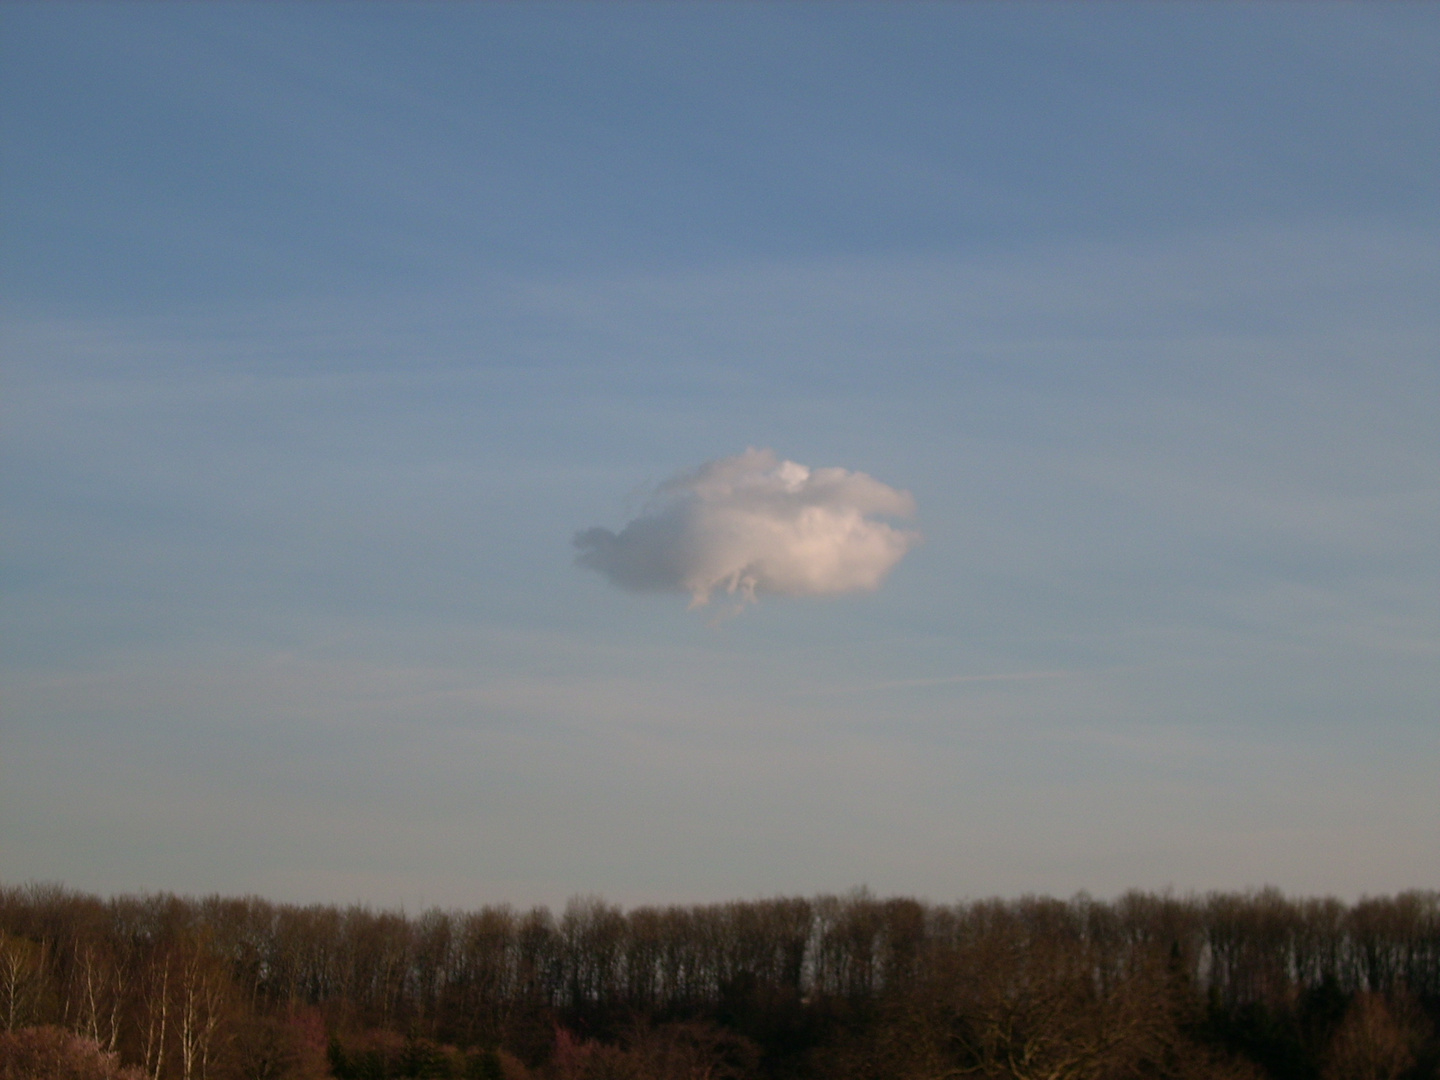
[575,449,918,609]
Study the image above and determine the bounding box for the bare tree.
[140,949,171,1080]
[1322,991,1432,1080]
[70,940,130,1053]
[0,930,48,1032]
[175,940,229,1080]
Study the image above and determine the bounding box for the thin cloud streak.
[823,670,1076,695]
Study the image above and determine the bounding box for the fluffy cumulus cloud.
[575,449,919,608]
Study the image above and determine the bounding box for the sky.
[1,2,1437,911]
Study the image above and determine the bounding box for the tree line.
[0,884,1435,1080]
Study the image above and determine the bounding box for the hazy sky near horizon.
[2,2,1437,910]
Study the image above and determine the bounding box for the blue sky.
[2,2,1437,908]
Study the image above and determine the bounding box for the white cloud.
[575,449,919,608]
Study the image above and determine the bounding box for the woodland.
[0,884,1436,1080]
